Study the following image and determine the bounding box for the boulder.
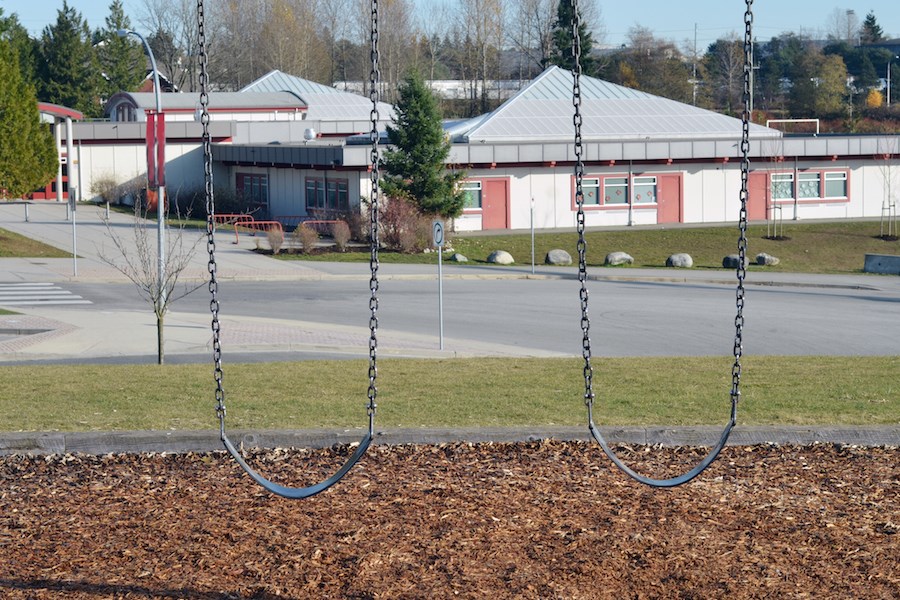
[756,252,780,266]
[487,250,515,265]
[666,253,693,268]
[449,252,468,263]
[604,251,634,266]
[545,249,573,265]
[722,254,744,269]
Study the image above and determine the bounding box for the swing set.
[200,0,757,497]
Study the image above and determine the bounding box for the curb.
[2,425,898,456]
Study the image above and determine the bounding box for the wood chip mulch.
[0,441,898,599]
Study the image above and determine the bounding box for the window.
[462,181,482,209]
[771,170,849,202]
[582,178,600,205]
[603,177,629,204]
[633,176,657,204]
[306,177,349,212]
[237,173,268,206]
[798,172,820,199]
[574,173,663,209]
[771,173,793,200]
[824,172,847,198]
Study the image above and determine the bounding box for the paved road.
[2,201,899,362]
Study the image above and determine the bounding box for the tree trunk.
[157,313,165,365]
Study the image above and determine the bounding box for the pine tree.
[860,12,884,44]
[38,1,101,117]
[0,40,58,199]
[549,0,595,75]
[97,0,145,99]
[382,70,466,219]
[0,9,39,89]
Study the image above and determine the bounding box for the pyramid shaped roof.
[241,70,394,122]
[459,66,779,143]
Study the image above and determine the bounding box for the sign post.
[433,219,445,350]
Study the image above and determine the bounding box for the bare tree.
[256,0,329,80]
[138,0,201,91]
[508,0,555,78]
[824,8,861,44]
[317,0,353,84]
[99,203,204,365]
[415,1,452,81]
[455,0,505,113]
[354,0,414,103]
[876,136,899,238]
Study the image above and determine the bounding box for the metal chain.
[196,0,226,434]
[365,0,381,426]
[575,0,752,487]
[730,0,754,420]
[571,0,594,414]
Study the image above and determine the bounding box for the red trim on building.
[37,103,84,121]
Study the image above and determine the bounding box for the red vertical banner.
[146,111,157,189]
[156,112,166,187]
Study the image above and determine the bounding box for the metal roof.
[460,66,780,143]
[241,70,395,122]
[109,91,306,111]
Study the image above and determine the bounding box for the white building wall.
[77,142,206,206]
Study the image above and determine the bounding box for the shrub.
[90,176,121,204]
[293,223,319,254]
[267,228,284,255]
[379,195,433,253]
[331,220,352,252]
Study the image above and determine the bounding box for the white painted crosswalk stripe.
[0,283,91,306]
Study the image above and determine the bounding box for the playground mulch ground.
[0,440,897,599]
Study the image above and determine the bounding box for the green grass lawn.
[0,228,69,258]
[0,356,895,432]
[275,220,900,274]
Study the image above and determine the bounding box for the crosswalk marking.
[0,283,91,306]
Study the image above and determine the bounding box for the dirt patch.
[0,441,897,599]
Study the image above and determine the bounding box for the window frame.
[305,176,349,213]
[571,173,660,211]
[236,172,269,208]
[770,169,850,204]
[461,180,483,211]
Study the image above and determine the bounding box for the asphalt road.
[59,274,900,359]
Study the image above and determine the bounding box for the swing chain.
[366,0,381,421]
[571,0,594,407]
[731,0,753,415]
[197,0,226,428]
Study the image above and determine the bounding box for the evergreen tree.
[0,9,39,89]
[97,0,145,99]
[860,11,884,44]
[549,0,595,75]
[38,1,101,117]
[382,70,466,219]
[0,40,58,199]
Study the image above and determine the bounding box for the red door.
[481,178,509,230]
[747,172,769,221]
[656,174,683,224]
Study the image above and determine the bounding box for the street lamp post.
[117,29,166,304]
[888,56,898,106]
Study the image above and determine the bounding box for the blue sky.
[3,0,898,49]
